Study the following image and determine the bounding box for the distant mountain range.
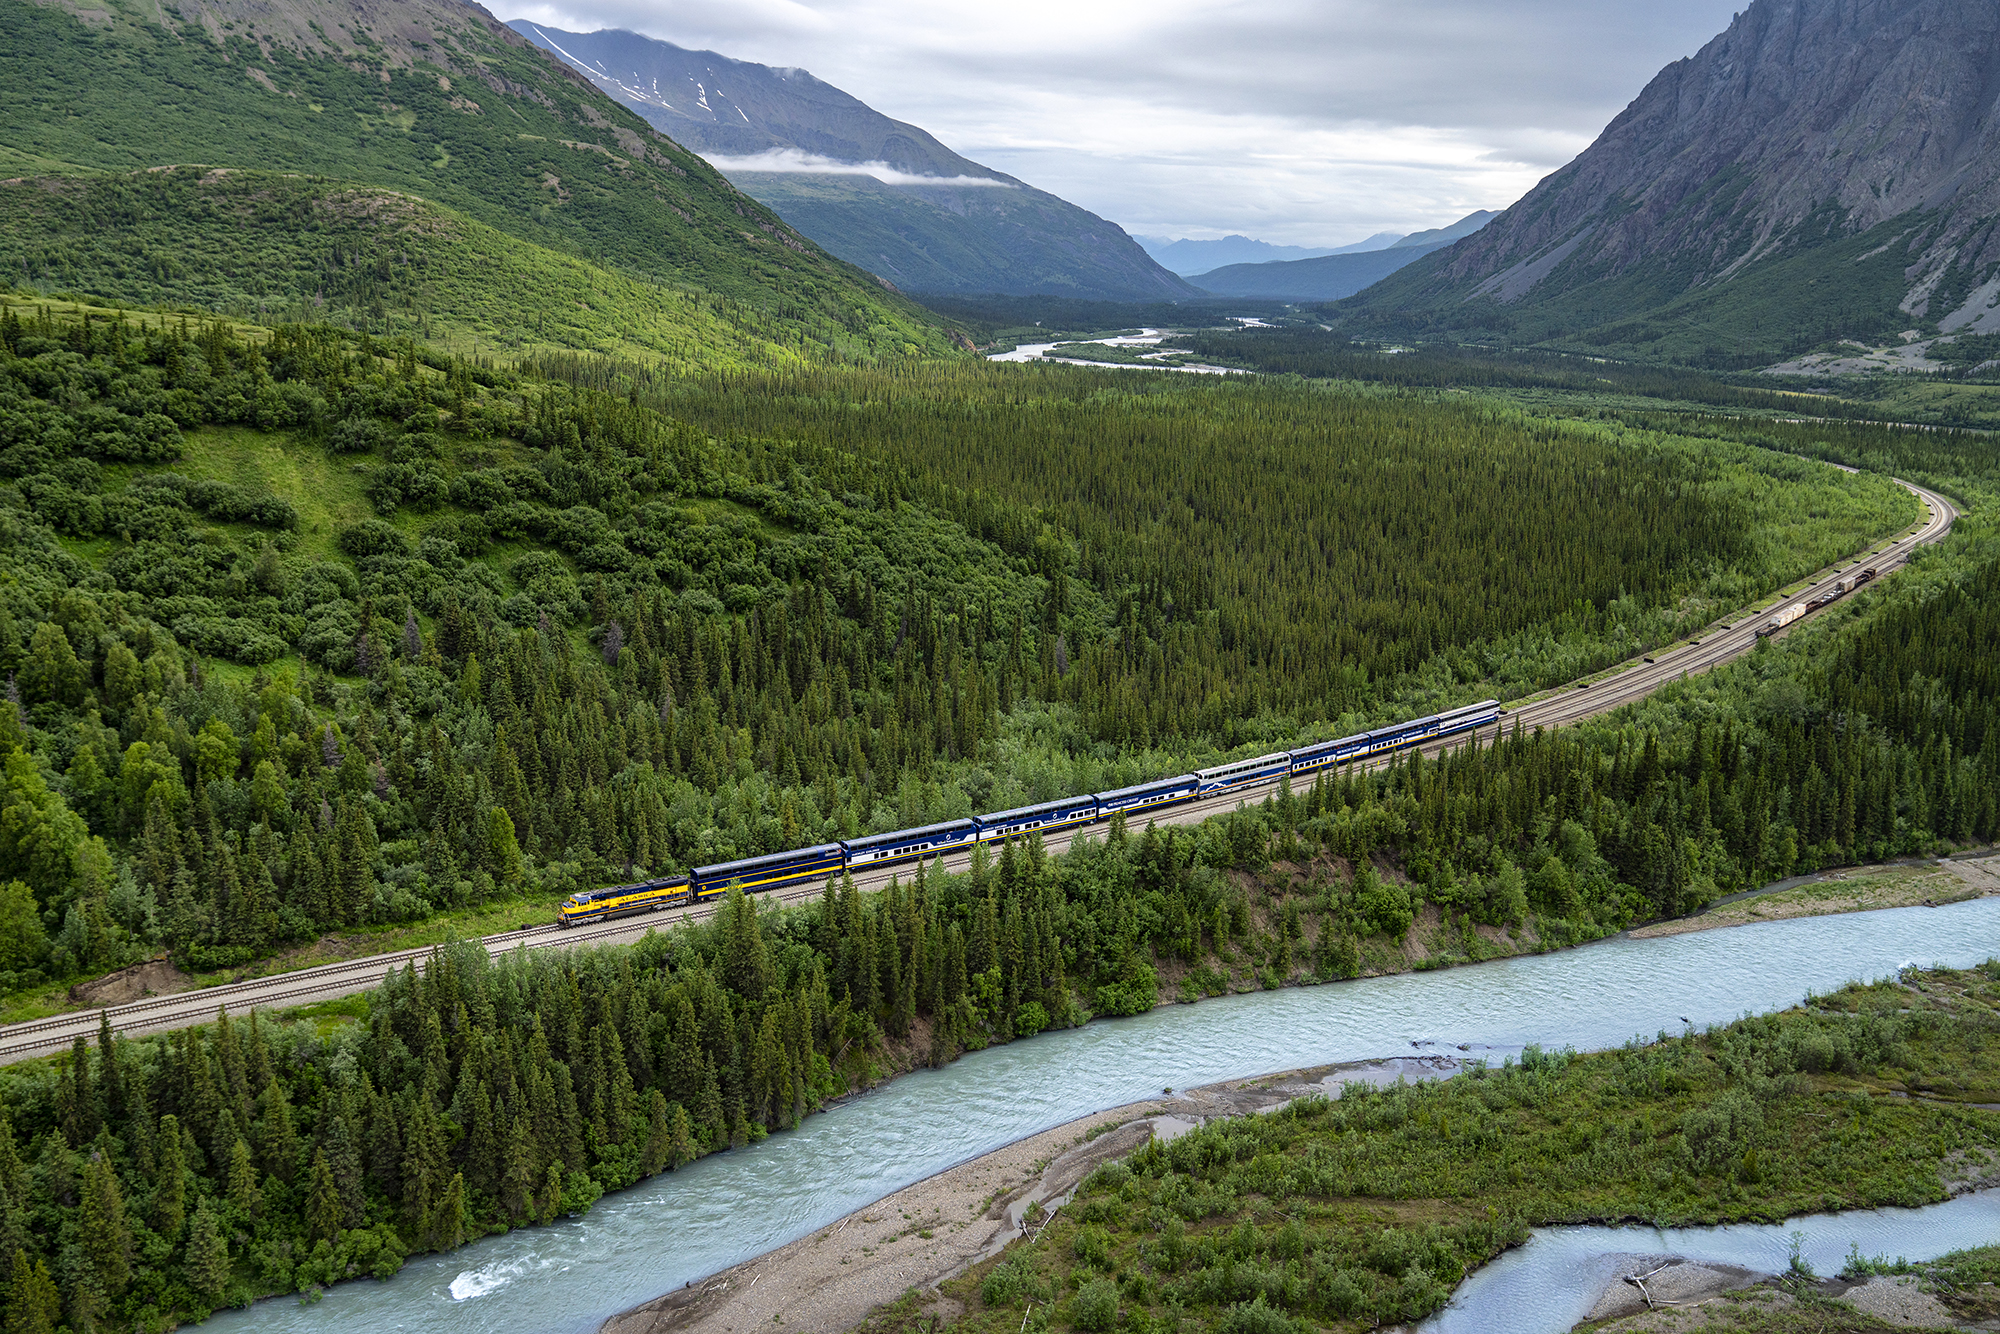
[1336,0,2000,365]
[509,23,1197,301]
[1136,235,1392,275]
[1187,212,1497,300]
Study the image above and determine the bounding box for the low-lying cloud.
[700,148,1017,187]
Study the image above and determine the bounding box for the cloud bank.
[700,148,1017,187]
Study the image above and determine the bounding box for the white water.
[202,898,2000,1334]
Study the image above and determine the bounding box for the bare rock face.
[1354,0,2000,336]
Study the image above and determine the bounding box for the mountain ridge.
[1138,235,1353,276]
[1336,0,2000,363]
[1187,212,1496,300]
[0,0,953,357]
[508,22,1198,301]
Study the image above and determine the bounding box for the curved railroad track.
[0,478,1957,1064]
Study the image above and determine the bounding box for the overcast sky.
[497,0,1745,246]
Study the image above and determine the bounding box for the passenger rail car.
[1099,774,1200,817]
[557,699,1503,925]
[1196,751,1291,795]
[695,844,845,900]
[978,794,1101,842]
[845,820,977,870]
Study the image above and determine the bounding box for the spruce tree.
[153,1114,185,1238]
[718,886,770,1002]
[255,1079,299,1183]
[78,1152,131,1299]
[6,1249,60,1334]
[431,1172,468,1251]
[501,1118,538,1222]
[184,1198,229,1303]
[640,1090,671,1176]
[226,1138,262,1217]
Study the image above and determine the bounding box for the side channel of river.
[203,898,2000,1334]
[1422,1188,2000,1333]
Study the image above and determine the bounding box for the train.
[556,698,1503,927]
[1756,567,1876,638]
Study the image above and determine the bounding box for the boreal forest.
[0,282,1995,1327]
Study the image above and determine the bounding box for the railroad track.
[0,478,1958,1065]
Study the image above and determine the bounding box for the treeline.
[1295,544,2000,939]
[1618,410,2000,500]
[0,306,1057,982]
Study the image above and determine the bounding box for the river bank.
[615,953,2000,1334]
[1628,851,2000,939]
[599,1058,1460,1334]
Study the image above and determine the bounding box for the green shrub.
[1072,1223,1112,1269]
[1014,1000,1050,1037]
[1220,1294,1297,1334]
[1070,1277,1119,1332]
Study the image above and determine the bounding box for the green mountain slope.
[0,168,927,364]
[508,22,1198,301]
[0,0,951,358]
[724,171,1200,299]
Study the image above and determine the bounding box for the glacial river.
[205,898,2000,1334]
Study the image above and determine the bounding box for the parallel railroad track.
[0,478,1957,1064]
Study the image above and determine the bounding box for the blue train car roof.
[1291,732,1368,756]
[845,819,976,849]
[696,844,842,878]
[1098,774,1197,801]
[981,794,1098,823]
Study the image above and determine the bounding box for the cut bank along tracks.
[0,478,1958,1064]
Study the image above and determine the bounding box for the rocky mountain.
[0,0,949,358]
[1337,0,2000,365]
[1188,212,1495,300]
[509,23,1197,301]
[1389,211,1500,251]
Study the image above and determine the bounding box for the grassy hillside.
[0,0,952,358]
[0,168,928,365]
